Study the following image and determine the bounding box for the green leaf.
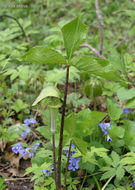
[64,113,77,137]
[101,168,116,180]
[108,51,127,75]
[36,126,51,139]
[73,137,88,154]
[126,10,135,19]
[32,86,61,106]
[106,97,122,120]
[61,17,87,59]
[91,147,109,161]
[110,127,125,139]
[72,56,125,83]
[125,97,135,108]
[117,87,135,102]
[116,165,125,180]
[74,109,107,137]
[111,151,120,167]
[22,46,67,65]
[11,99,28,113]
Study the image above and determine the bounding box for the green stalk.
[101,175,114,190]
[93,176,101,190]
[49,107,58,133]
[49,106,58,188]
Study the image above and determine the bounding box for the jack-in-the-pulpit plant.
[22,16,131,190]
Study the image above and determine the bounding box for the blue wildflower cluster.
[12,118,39,158]
[68,157,81,171]
[43,144,81,176]
[43,165,54,176]
[21,118,36,139]
[24,118,36,126]
[12,142,40,158]
[63,144,76,157]
[63,144,81,171]
[21,128,31,139]
[123,108,130,113]
[99,123,112,142]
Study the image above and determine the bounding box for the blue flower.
[99,123,111,135]
[131,181,135,187]
[63,150,76,158]
[49,165,54,171]
[123,108,130,113]
[23,118,37,126]
[19,148,34,158]
[31,142,40,152]
[66,144,76,148]
[12,143,23,154]
[107,136,112,142]
[29,118,36,124]
[25,148,34,158]
[19,148,27,157]
[43,169,50,176]
[21,128,31,139]
[63,144,76,158]
[24,119,30,126]
[68,157,81,171]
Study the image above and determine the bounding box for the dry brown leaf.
[7,168,19,177]
[5,152,22,169]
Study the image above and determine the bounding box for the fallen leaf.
[5,152,22,169]
[7,168,19,177]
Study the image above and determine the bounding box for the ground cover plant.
[1,0,135,190]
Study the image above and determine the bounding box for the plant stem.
[93,176,101,190]
[101,175,114,190]
[80,171,87,190]
[57,65,70,189]
[64,139,72,187]
[52,133,58,188]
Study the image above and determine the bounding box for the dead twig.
[80,43,106,59]
[4,177,31,182]
[80,0,105,59]
[95,0,104,54]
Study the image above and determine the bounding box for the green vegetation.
[0,0,135,189]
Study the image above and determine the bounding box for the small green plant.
[0,178,6,190]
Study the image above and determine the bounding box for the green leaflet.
[61,17,87,60]
[125,97,135,108]
[106,97,122,120]
[22,46,67,65]
[73,137,88,155]
[72,55,125,83]
[117,87,135,102]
